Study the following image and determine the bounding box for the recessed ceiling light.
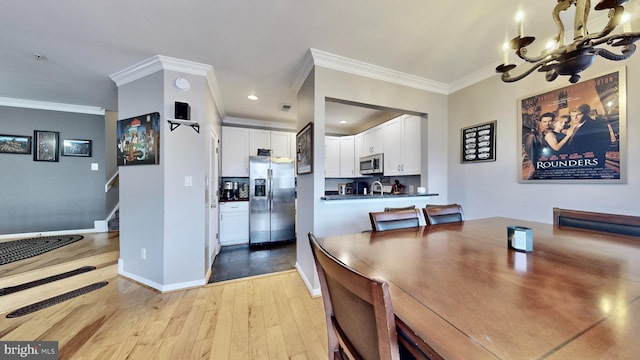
[248,94,259,101]
[339,120,347,124]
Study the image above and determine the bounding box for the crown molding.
[110,55,225,118]
[109,55,212,87]
[291,50,316,93]
[223,116,296,131]
[0,97,105,115]
[309,49,449,95]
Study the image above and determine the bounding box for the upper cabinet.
[353,133,364,177]
[383,115,421,176]
[324,136,341,178]
[270,131,292,158]
[361,124,384,155]
[339,136,355,177]
[222,126,294,177]
[222,127,250,177]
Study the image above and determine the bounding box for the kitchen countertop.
[321,193,438,201]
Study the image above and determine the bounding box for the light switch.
[91,163,99,171]
[185,176,193,187]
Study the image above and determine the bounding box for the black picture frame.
[0,134,32,154]
[461,120,497,163]
[296,122,313,174]
[62,139,92,157]
[33,130,59,162]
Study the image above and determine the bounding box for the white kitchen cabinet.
[249,129,270,156]
[270,131,291,158]
[383,115,421,176]
[221,126,250,177]
[353,133,364,177]
[219,201,249,246]
[324,136,340,177]
[339,135,355,177]
[362,124,384,155]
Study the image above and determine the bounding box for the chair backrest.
[369,209,420,231]
[308,233,400,360]
[553,207,640,237]
[423,204,464,225]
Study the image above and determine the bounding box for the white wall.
[296,66,449,294]
[448,57,640,223]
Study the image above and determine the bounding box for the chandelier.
[496,0,640,83]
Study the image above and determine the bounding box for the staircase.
[0,250,118,315]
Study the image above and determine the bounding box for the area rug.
[0,266,96,296]
[0,235,84,265]
[6,281,108,318]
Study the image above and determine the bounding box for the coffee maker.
[223,181,234,200]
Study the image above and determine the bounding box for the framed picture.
[0,134,32,154]
[519,68,626,183]
[116,112,160,166]
[296,122,313,174]
[33,130,59,162]
[62,139,92,157]
[461,121,496,163]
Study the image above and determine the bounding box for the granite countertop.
[321,193,438,201]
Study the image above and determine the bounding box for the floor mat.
[0,235,84,265]
[0,266,96,296]
[5,281,108,318]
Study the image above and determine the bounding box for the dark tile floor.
[208,241,296,283]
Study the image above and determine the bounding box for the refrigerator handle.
[268,168,273,211]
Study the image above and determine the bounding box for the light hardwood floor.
[0,234,328,360]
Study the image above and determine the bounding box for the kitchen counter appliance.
[249,156,295,246]
[359,153,384,174]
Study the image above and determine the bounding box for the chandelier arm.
[580,7,624,46]
[500,62,548,83]
[516,47,562,64]
[591,32,640,47]
[595,44,637,61]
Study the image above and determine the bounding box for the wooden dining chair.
[308,232,401,360]
[369,209,420,232]
[423,204,464,225]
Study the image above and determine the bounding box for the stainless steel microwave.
[359,153,383,174]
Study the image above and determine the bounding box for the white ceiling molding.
[448,64,502,94]
[110,55,225,119]
[291,49,316,93]
[206,68,226,119]
[309,49,449,95]
[223,116,297,131]
[0,97,105,115]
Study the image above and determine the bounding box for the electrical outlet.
[141,248,146,260]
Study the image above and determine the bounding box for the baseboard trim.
[118,258,206,293]
[296,262,321,297]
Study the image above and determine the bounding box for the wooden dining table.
[315,217,640,359]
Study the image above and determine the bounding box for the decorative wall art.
[0,134,32,155]
[62,139,92,157]
[461,121,496,163]
[296,122,313,174]
[519,68,626,183]
[33,130,59,162]
[116,112,160,166]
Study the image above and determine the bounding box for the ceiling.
[1,1,637,132]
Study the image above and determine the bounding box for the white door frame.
[207,128,221,271]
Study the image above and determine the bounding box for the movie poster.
[519,69,625,183]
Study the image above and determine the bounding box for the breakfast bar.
[315,217,640,359]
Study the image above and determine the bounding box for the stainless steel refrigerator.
[249,156,295,246]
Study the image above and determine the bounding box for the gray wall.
[0,106,105,234]
[117,67,216,291]
[448,59,640,223]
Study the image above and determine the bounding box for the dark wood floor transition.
[208,241,296,283]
